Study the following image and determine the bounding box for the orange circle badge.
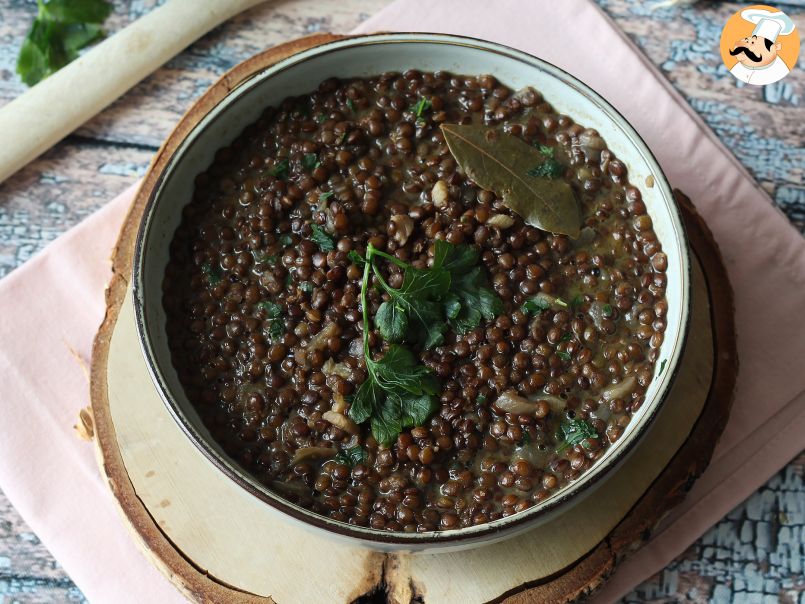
[720,5,799,86]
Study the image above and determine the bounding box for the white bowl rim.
[132,31,692,547]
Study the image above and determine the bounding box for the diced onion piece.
[486,214,515,229]
[390,214,414,246]
[322,410,360,435]
[495,390,540,415]
[601,376,637,402]
[290,446,336,465]
[322,358,352,380]
[331,391,348,415]
[431,180,449,208]
[588,301,607,331]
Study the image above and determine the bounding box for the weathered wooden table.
[0,0,802,602]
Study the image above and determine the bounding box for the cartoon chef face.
[730,34,781,68]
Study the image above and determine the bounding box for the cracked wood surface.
[0,0,802,602]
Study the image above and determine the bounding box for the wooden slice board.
[88,34,738,604]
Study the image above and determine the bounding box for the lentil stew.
[162,70,669,533]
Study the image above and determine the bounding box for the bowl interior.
[133,33,690,548]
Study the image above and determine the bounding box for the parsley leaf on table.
[17,0,112,86]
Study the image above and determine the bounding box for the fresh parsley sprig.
[17,0,112,86]
[347,240,503,445]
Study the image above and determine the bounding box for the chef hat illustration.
[741,8,796,43]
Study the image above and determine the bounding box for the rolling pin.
[0,0,265,185]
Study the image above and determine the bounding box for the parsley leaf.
[319,191,334,202]
[571,294,584,308]
[346,98,357,113]
[536,144,555,157]
[659,359,667,375]
[309,224,335,252]
[257,301,283,317]
[201,262,221,285]
[435,240,503,334]
[17,0,112,86]
[302,153,320,171]
[556,350,572,362]
[334,445,368,467]
[270,159,290,179]
[299,281,314,293]
[260,254,279,266]
[278,233,293,247]
[521,297,550,316]
[556,419,597,452]
[267,318,285,343]
[414,97,432,118]
[527,158,564,179]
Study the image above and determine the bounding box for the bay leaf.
[440,124,581,238]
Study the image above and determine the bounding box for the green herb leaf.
[299,282,314,293]
[560,332,573,342]
[440,124,580,237]
[267,318,285,343]
[556,419,597,453]
[348,250,366,266]
[346,98,356,113]
[17,5,108,87]
[536,144,555,158]
[42,0,112,24]
[302,153,320,171]
[257,301,283,318]
[602,303,613,316]
[477,394,488,405]
[414,97,432,118]
[201,262,222,285]
[334,445,368,468]
[659,359,667,375]
[519,431,532,447]
[556,350,572,362]
[521,298,551,316]
[375,301,409,343]
[260,254,279,266]
[309,224,335,252]
[270,159,290,179]
[316,113,327,123]
[319,191,335,202]
[278,233,293,247]
[571,294,584,308]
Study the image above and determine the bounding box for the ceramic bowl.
[132,32,691,552]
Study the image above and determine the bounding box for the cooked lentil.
[163,70,668,532]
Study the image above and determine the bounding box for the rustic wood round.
[88,34,737,604]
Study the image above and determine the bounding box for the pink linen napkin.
[0,2,803,603]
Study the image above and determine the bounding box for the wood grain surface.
[0,1,802,603]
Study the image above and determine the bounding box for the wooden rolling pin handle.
[0,0,263,185]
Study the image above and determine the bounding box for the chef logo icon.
[720,5,799,86]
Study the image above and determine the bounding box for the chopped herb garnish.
[527,158,564,179]
[270,159,290,179]
[346,98,357,113]
[302,153,320,171]
[602,303,614,316]
[519,431,532,447]
[414,97,432,118]
[266,317,285,343]
[201,262,221,285]
[316,113,327,123]
[556,419,597,452]
[555,297,568,308]
[16,0,113,86]
[560,332,573,342]
[319,191,335,202]
[556,350,572,362]
[284,272,294,287]
[278,233,293,247]
[336,132,347,145]
[334,444,368,468]
[536,144,555,157]
[572,294,584,308]
[348,249,365,266]
[260,254,279,266]
[521,298,551,316]
[257,301,283,317]
[477,394,487,405]
[299,281,314,293]
[309,224,335,252]
[659,359,667,375]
